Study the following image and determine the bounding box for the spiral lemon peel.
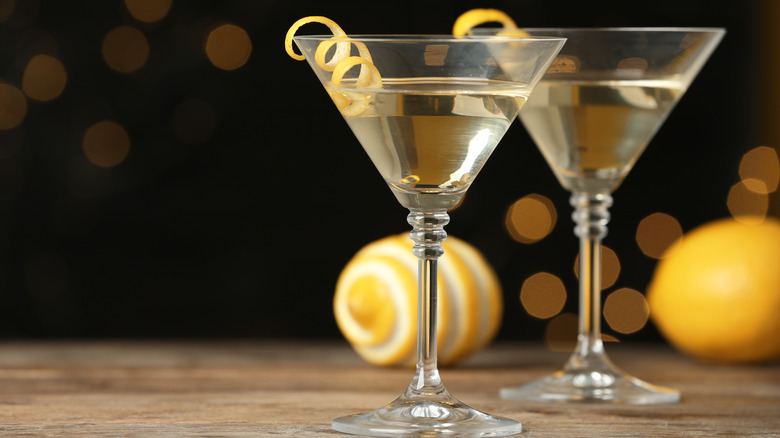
[452,8,527,37]
[286,16,383,116]
[285,16,347,62]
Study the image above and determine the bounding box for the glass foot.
[333,386,523,437]
[500,367,680,404]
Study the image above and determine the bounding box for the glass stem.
[407,208,448,395]
[568,192,613,370]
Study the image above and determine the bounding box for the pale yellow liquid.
[519,79,684,193]
[333,78,529,209]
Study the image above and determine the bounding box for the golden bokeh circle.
[102,26,150,73]
[636,212,683,259]
[727,181,768,224]
[604,287,649,334]
[124,0,172,23]
[22,54,67,101]
[205,24,252,71]
[573,245,620,290]
[505,193,557,244]
[739,146,779,194]
[520,272,567,319]
[544,312,578,352]
[82,121,131,168]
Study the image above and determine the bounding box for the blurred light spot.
[636,212,683,259]
[0,0,16,22]
[739,146,779,194]
[124,0,172,23]
[172,98,217,144]
[727,181,768,224]
[102,26,149,73]
[604,288,649,334]
[0,83,27,130]
[205,24,252,71]
[544,312,577,352]
[505,193,557,243]
[520,272,567,319]
[22,54,67,101]
[82,121,131,168]
[574,245,620,290]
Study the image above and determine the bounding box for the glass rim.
[292,34,568,43]
[477,26,726,34]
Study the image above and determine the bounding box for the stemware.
[292,34,565,435]
[494,28,725,404]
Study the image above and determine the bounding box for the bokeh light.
[603,288,649,334]
[505,193,557,243]
[0,83,27,129]
[520,272,566,319]
[124,0,172,23]
[544,312,578,352]
[102,26,150,73]
[727,181,768,224]
[739,146,779,194]
[636,212,683,259]
[574,245,620,290]
[205,24,252,71]
[22,54,67,101]
[82,121,131,168]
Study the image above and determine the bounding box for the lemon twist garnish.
[285,16,347,63]
[452,8,527,37]
[286,16,383,116]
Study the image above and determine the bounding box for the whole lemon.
[334,233,503,367]
[647,217,780,364]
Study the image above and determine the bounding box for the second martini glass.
[498,28,725,404]
[292,33,565,435]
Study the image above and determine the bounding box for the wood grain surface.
[0,340,777,437]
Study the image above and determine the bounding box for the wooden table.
[0,340,777,437]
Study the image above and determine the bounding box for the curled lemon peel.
[452,8,527,37]
[329,56,383,116]
[286,16,383,116]
[285,16,347,61]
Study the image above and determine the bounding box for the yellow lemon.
[647,217,780,364]
[334,233,503,366]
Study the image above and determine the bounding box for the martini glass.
[496,28,725,404]
[293,34,565,436]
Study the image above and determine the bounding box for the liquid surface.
[519,79,684,193]
[332,78,529,209]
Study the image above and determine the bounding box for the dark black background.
[0,1,766,342]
